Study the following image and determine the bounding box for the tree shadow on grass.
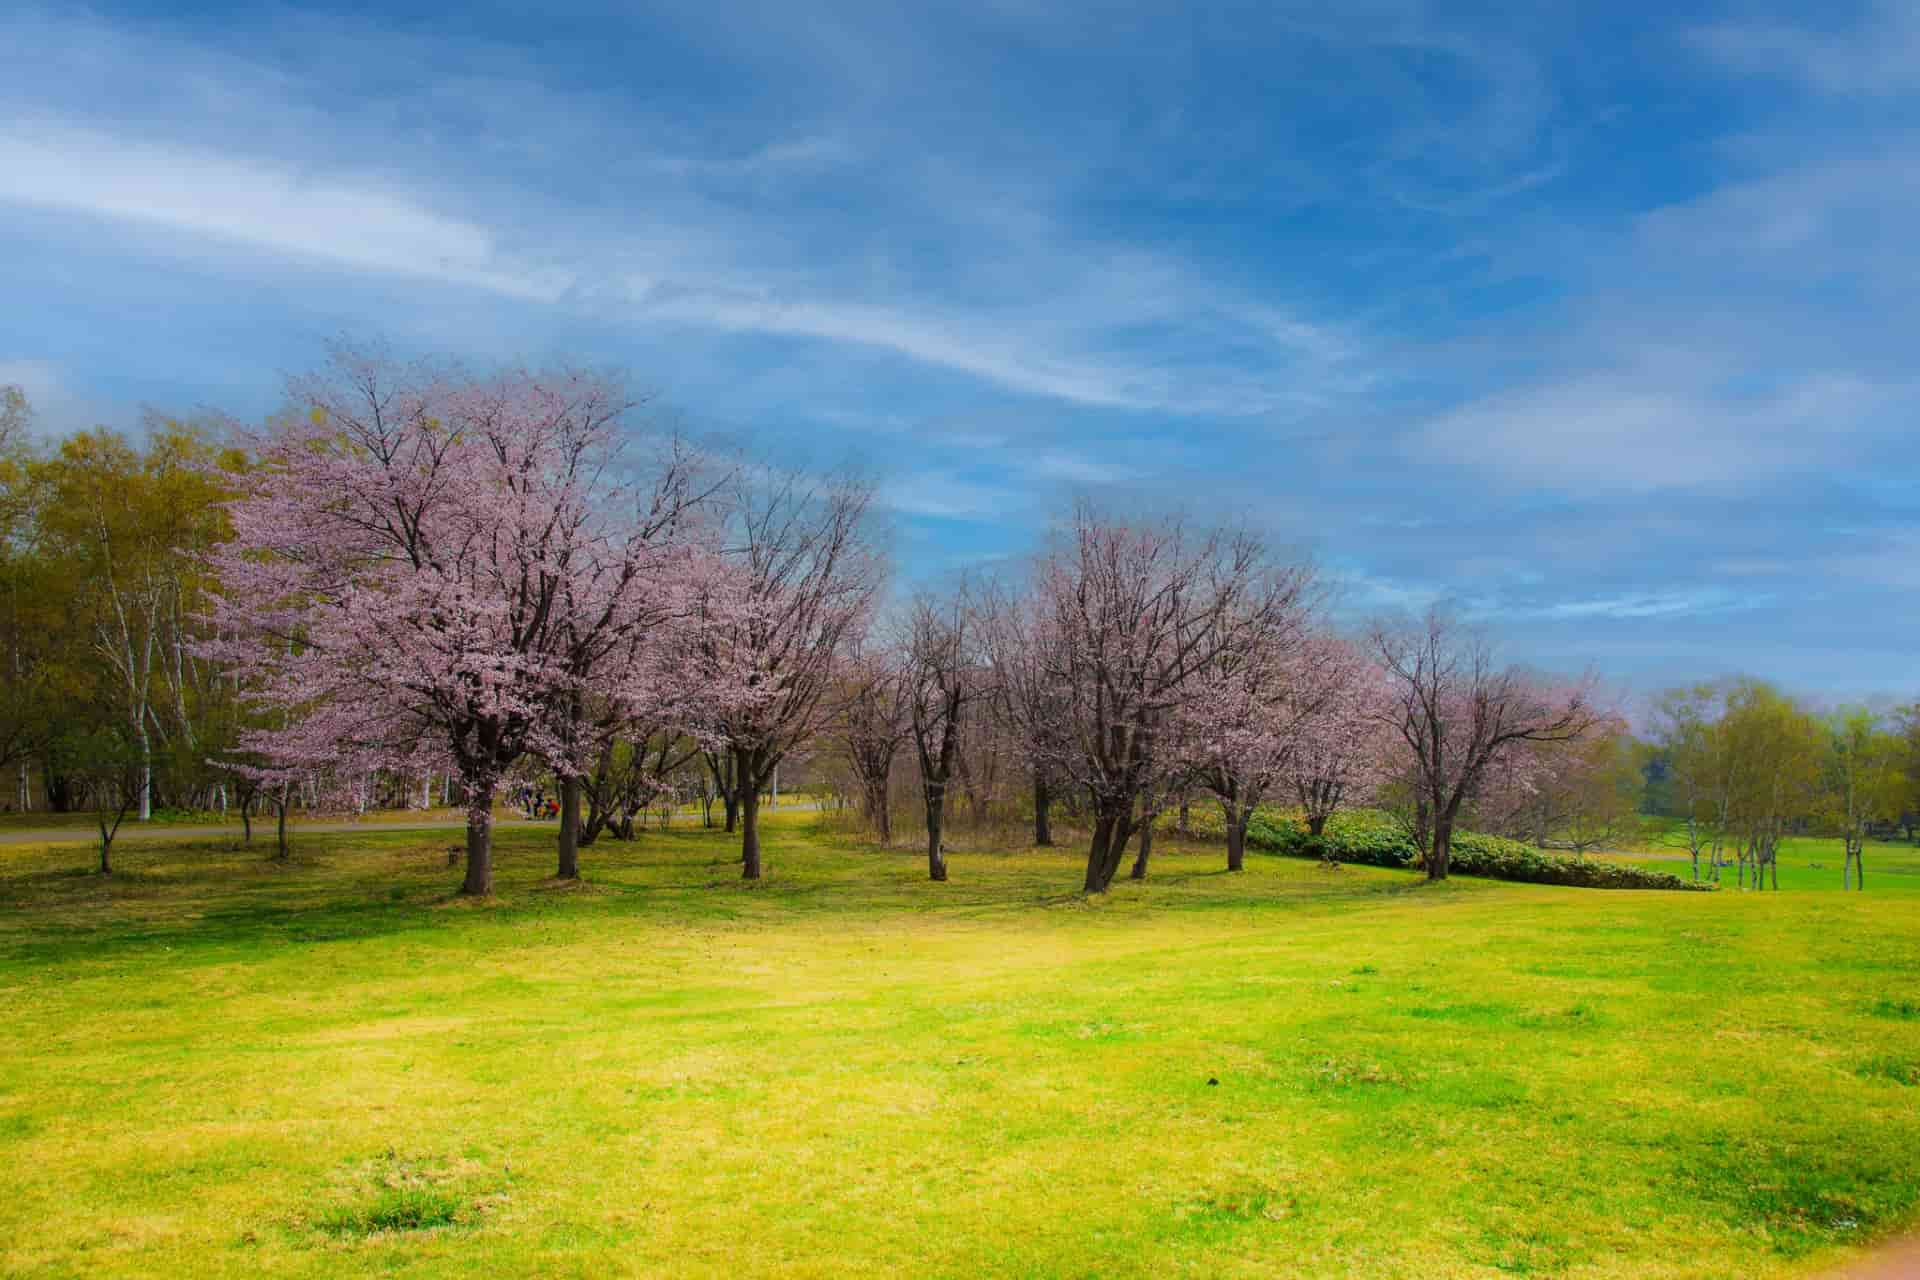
[0,824,1446,971]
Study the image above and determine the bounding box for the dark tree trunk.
[1083,801,1137,893]
[1033,773,1053,846]
[1130,813,1153,880]
[740,783,763,880]
[925,789,948,881]
[239,795,252,844]
[736,745,767,879]
[724,789,739,834]
[1307,813,1327,837]
[869,773,892,844]
[461,782,496,896]
[557,774,582,880]
[1428,814,1452,881]
[1225,803,1247,872]
[1085,812,1116,892]
[275,797,290,861]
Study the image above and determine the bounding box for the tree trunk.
[1225,806,1246,872]
[1033,773,1053,847]
[869,773,892,844]
[275,797,289,861]
[239,796,252,844]
[462,782,496,896]
[925,789,948,882]
[1428,815,1453,881]
[135,713,152,822]
[1084,812,1117,892]
[740,783,763,880]
[723,789,739,834]
[557,774,582,880]
[1307,813,1327,837]
[1130,813,1154,880]
[1083,800,1136,893]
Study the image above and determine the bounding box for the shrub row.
[1244,809,1711,891]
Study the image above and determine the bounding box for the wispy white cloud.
[1536,589,1773,621]
[0,116,1375,417]
[878,469,1028,519]
[1688,2,1920,98]
[1027,449,1138,486]
[0,7,1386,421]
[639,290,1168,410]
[1406,366,1899,493]
[0,124,568,301]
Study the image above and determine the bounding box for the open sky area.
[1,1,1914,696]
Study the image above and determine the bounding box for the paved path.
[0,818,473,846]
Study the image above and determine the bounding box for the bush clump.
[1244,809,1709,891]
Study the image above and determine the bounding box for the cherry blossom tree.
[1174,575,1321,872]
[535,449,719,881]
[1024,503,1302,893]
[204,346,699,896]
[1470,719,1640,853]
[1290,641,1395,839]
[576,725,705,845]
[978,579,1067,848]
[833,639,910,844]
[901,583,985,882]
[683,467,883,880]
[1370,606,1601,881]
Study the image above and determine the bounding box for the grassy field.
[1603,819,1920,894]
[3,815,1918,1278]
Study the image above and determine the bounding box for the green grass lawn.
[1606,819,1920,894]
[3,815,1918,1278]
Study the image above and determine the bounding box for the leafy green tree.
[1720,680,1820,891]
[30,421,235,818]
[1822,707,1906,890]
[1653,682,1738,882]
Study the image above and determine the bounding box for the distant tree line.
[1647,682,1919,889]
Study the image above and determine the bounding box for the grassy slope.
[2,816,1917,1278]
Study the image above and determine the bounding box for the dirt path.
[1833,1237,1920,1277]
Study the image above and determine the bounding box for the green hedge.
[1244,809,1710,892]
[1246,810,1413,868]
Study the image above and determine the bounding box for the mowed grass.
[2,816,1918,1278]
[1606,820,1920,894]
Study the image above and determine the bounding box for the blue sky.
[2,1,1915,700]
